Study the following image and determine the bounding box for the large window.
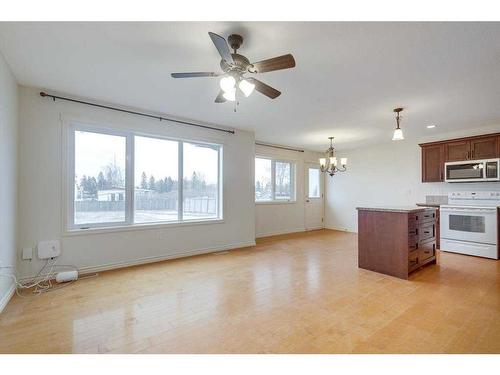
[74,130,127,226]
[69,125,222,230]
[134,136,179,223]
[255,157,295,202]
[183,142,220,220]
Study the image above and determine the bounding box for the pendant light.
[392,107,404,141]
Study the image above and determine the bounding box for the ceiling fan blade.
[171,72,219,78]
[208,32,234,64]
[250,54,296,73]
[215,90,227,103]
[246,78,281,99]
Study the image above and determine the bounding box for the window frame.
[255,156,296,204]
[66,122,223,232]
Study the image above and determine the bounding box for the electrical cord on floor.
[0,260,98,297]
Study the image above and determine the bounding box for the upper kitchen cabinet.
[445,140,470,161]
[419,132,500,183]
[444,135,498,162]
[469,136,498,160]
[421,144,444,182]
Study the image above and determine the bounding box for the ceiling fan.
[171,32,296,103]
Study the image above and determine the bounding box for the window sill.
[63,218,225,237]
[255,200,297,205]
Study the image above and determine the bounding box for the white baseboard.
[324,225,358,234]
[20,240,256,281]
[256,227,326,239]
[256,227,307,239]
[0,282,15,314]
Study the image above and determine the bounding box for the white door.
[305,163,324,230]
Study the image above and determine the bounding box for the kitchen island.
[357,206,437,279]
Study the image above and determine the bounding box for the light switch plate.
[22,247,33,260]
[37,240,61,259]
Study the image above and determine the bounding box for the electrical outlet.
[38,240,61,259]
[22,247,33,260]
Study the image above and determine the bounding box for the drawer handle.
[409,258,418,265]
[424,231,430,234]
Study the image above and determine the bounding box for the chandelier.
[319,137,347,177]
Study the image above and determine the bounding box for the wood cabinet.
[357,207,437,280]
[421,144,444,182]
[420,132,500,182]
[416,204,440,248]
[445,136,498,161]
[445,140,470,161]
[470,136,498,160]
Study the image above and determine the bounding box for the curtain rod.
[39,92,235,135]
[255,142,304,153]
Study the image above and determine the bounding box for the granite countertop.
[356,206,429,213]
[416,203,441,208]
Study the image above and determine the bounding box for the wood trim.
[418,132,500,147]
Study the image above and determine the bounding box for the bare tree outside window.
[275,161,291,200]
[255,158,294,202]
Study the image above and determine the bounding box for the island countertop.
[356,206,429,213]
[415,203,441,208]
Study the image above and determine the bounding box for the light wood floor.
[1,229,499,353]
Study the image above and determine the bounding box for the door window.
[308,168,320,198]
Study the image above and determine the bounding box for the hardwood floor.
[0,229,499,353]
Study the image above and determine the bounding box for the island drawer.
[408,250,419,269]
[420,240,436,262]
[408,235,418,251]
[419,209,437,223]
[418,222,436,242]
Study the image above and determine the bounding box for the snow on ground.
[75,210,217,225]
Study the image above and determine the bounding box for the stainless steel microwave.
[445,158,500,182]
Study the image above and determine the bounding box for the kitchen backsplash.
[425,195,448,205]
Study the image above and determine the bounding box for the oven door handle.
[441,208,497,214]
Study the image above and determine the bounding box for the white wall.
[325,125,500,233]
[0,52,18,311]
[255,144,323,237]
[17,86,255,279]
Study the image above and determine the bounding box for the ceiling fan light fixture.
[239,79,255,97]
[222,89,236,102]
[219,76,236,93]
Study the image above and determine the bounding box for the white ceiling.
[1,22,499,151]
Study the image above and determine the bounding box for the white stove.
[440,191,500,259]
